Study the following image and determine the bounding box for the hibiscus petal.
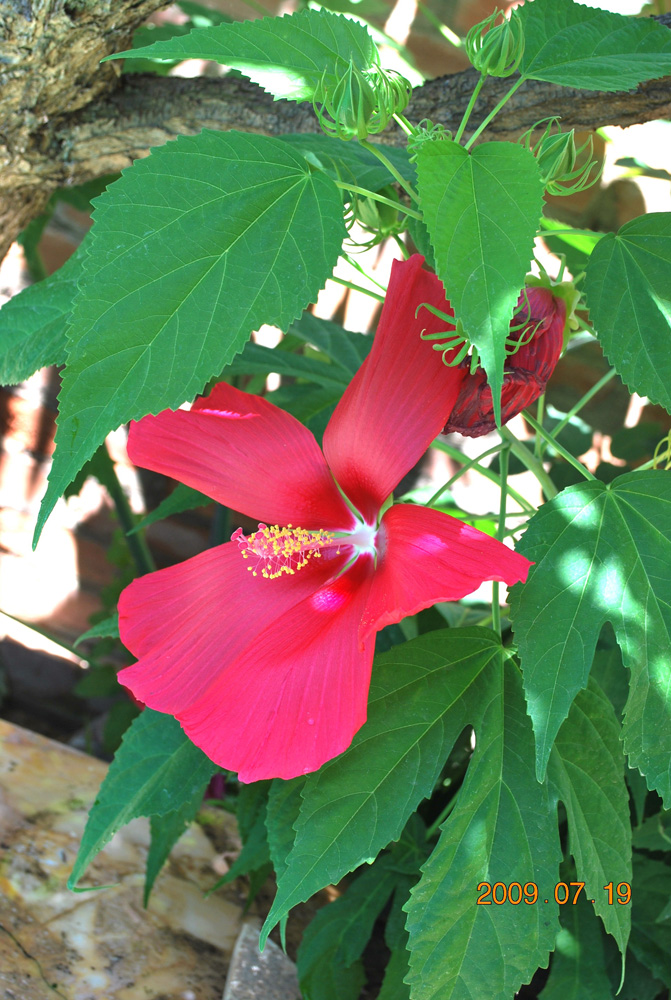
[361,504,531,639]
[118,541,350,714]
[177,555,376,782]
[323,255,466,523]
[128,382,356,530]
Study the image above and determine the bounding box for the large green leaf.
[509,471,671,804]
[266,777,306,880]
[629,856,671,987]
[584,213,671,413]
[145,782,206,904]
[0,243,85,385]
[221,340,352,388]
[283,133,414,192]
[106,8,378,103]
[261,628,503,940]
[404,657,560,1000]
[69,709,217,888]
[539,889,612,1000]
[416,139,543,424]
[517,0,671,91]
[548,679,631,955]
[35,130,345,542]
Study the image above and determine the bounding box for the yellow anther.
[232,524,335,579]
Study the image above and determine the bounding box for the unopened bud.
[465,9,524,78]
[313,63,411,142]
[522,120,602,196]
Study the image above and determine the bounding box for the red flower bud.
[444,287,566,438]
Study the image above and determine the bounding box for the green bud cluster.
[521,118,602,196]
[313,63,412,142]
[465,9,524,78]
[348,184,401,245]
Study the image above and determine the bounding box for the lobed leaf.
[261,628,503,940]
[416,139,543,424]
[404,658,560,1000]
[69,709,217,889]
[585,213,671,413]
[35,130,345,543]
[509,470,671,804]
[539,889,612,1000]
[517,0,671,91]
[548,678,632,956]
[105,8,378,103]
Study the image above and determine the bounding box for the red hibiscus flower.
[117,254,531,783]
[443,286,567,438]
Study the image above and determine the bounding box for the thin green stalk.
[537,226,604,239]
[393,112,417,138]
[426,442,505,506]
[102,445,156,575]
[534,394,545,459]
[464,75,526,149]
[523,410,597,482]
[426,797,458,839]
[538,369,616,457]
[393,233,410,259]
[0,608,86,660]
[330,275,385,301]
[500,426,558,500]
[333,180,423,220]
[432,439,536,513]
[359,138,420,204]
[491,446,510,636]
[454,74,487,145]
[343,251,388,291]
[416,1,463,47]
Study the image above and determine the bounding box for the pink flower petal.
[118,540,350,714]
[323,255,466,523]
[177,555,376,782]
[128,382,356,530]
[361,504,531,640]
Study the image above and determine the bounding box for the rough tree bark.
[1,1,670,264]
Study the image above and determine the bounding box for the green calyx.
[313,63,412,142]
[522,119,602,196]
[347,184,402,245]
[465,9,524,79]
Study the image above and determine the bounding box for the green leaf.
[222,340,352,388]
[540,216,602,278]
[289,311,371,374]
[132,482,212,534]
[106,8,378,103]
[0,243,85,385]
[283,133,414,193]
[145,780,208,904]
[35,130,345,543]
[585,213,671,413]
[74,615,120,646]
[632,808,671,852]
[68,709,217,888]
[539,889,612,1000]
[548,678,631,955]
[416,139,543,424]
[517,0,671,91]
[509,471,671,802]
[404,657,560,1000]
[267,383,344,442]
[266,777,306,880]
[629,856,671,987]
[261,628,506,940]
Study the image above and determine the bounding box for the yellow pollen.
[232,523,335,579]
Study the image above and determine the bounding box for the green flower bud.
[349,184,401,244]
[522,119,602,195]
[465,9,524,78]
[313,63,411,142]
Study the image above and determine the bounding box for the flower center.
[232,524,337,579]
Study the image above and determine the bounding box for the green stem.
[416,0,463,47]
[343,251,388,291]
[330,275,385,302]
[464,75,526,149]
[454,74,487,145]
[491,446,510,636]
[537,227,603,240]
[333,179,422,220]
[0,608,86,660]
[538,369,616,457]
[393,112,417,137]
[534,394,545,459]
[500,427,558,500]
[426,798,458,839]
[523,410,597,482]
[393,233,410,258]
[358,138,420,204]
[432,439,536,513]
[426,442,505,506]
[102,445,156,576]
